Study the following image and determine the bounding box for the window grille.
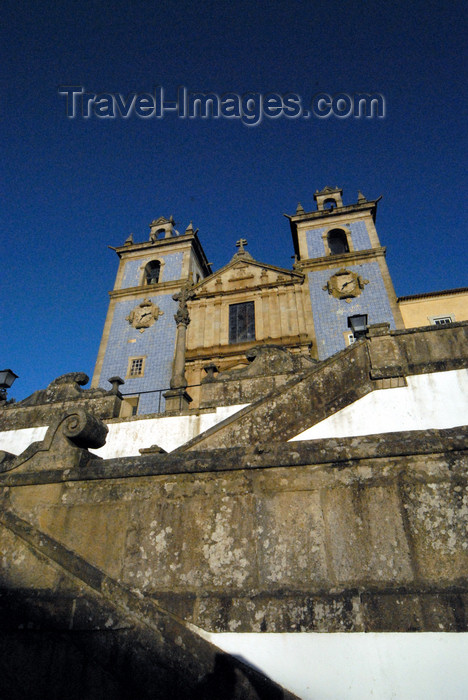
[433,317,453,325]
[229,301,255,344]
[129,357,144,376]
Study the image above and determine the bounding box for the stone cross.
[173,282,195,328]
[236,238,248,253]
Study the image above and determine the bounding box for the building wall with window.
[398,288,468,329]
[91,218,211,413]
[94,293,179,414]
[288,187,404,360]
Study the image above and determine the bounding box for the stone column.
[164,283,195,413]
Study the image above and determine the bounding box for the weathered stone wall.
[199,345,316,408]
[1,426,466,634]
[0,511,294,700]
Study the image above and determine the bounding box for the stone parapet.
[0,372,122,431]
[0,414,466,634]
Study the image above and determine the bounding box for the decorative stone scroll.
[323,268,369,302]
[0,409,108,473]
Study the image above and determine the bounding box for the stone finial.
[296,202,305,215]
[124,233,134,246]
[357,191,367,203]
[108,376,124,395]
[230,239,253,263]
[184,221,195,234]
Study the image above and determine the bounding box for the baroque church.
[0,187,466,699]
[92,186,442,416]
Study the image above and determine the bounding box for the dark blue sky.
[2,0,466,400]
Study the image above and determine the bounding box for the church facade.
[92,186,414,415]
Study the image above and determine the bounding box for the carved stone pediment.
[150,215,173,226]
[316,185,340,195]
[197,260,303,295]
[126,299,164,332]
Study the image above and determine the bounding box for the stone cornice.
[109,280,184,299]
[296,247,386,270]
[193,276,304,300]
[398,287,468,302]
[186,335,311,361]
[112,232,212,276]
[0,425,465,486]
[110,274,305,302]
[286,198,380,224]
[114,232,193,256]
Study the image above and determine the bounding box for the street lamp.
[0,369,18,402]
[348,314,368,340]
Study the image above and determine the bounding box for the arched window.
[323,198,336,210]
[144,260,161,285]
[327,229,349,255]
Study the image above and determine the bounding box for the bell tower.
[287,187,404,359]
[91,217,211,415]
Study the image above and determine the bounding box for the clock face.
[322,268,368,301]
[336,273,355,293]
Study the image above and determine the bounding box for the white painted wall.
[290,369,468,442]
[201,632,468,700]
[0,425,48,455]
[91,404,249,457]
[0,405,248,458]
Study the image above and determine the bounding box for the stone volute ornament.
[126,299,163,332]
[323,268,369,302]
